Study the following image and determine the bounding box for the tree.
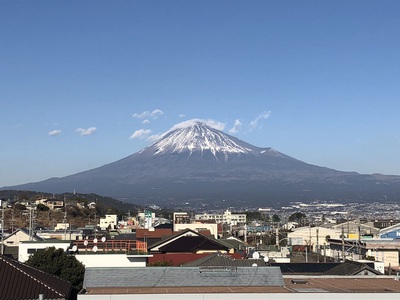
[36,203,49,211]
[272,214,281,223]
[26,247,85,294]
[14,203,26,210]
[288,212,307,226]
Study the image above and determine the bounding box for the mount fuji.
[4,120,400,208]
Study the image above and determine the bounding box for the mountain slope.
[4,120,400,208]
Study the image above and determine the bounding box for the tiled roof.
[83,266,284,288]
[82,276,400,296]
[159,236,231,253]
[3,227,43,242]
[183,252,266,267]
[115,233,136,240]
[219,237,245,249]
[136,228,173,238]
[324,260,381,275]
[0,255,72,300]
[273,262,341,274]
[149,228,233,253]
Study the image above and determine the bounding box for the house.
[324,260,382,276]
[135,228,174,247]
[149,228,234,254]
[18,240,71,263]
[0,255,73,300]
[2,228,43,260]
[44,198,64,210]
[99,214,118,230]
[174,222,219,238]
[148,229,235,265]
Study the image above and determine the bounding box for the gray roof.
[182,252,267,267]
[83,266,284,288]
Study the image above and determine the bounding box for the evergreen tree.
[26,247,85,293]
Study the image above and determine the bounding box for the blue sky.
[1,1,400,187]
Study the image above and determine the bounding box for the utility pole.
[28,208,34,241]
[347,210,350,237]
[11,210,15,233]
[341,226,345,262]
[63,210,67,241]
[316,227,319,262]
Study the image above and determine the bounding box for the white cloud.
[130,129,152,139]
[132,109,164,122]
[76,127,97,136]
[142,119,150,124]
[48,129,62,136]
[229,119,242,133]
[250,111,271,130]
[178,114,186,118]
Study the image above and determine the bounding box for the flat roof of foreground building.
[79,266,400,300]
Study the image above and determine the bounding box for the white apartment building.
[99,214,118,230]
[195,210,246,225]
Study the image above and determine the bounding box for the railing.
[71,240,147,254]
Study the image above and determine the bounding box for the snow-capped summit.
[145,120,254,158]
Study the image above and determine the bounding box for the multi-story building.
[99,214,118,230]
[195,210,246,225]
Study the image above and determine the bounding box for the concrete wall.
[76,254,150,267]
[18,242,71,262]
[78,293,400,300]
[174,223,218,239]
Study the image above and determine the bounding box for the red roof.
[136,228,173,238]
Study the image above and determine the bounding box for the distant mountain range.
[3,120,400,208]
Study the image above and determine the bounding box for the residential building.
[195,210,246,225]
[18,240,71,262]
[99,214,118,230]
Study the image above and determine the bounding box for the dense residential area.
[1,193,400,299]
